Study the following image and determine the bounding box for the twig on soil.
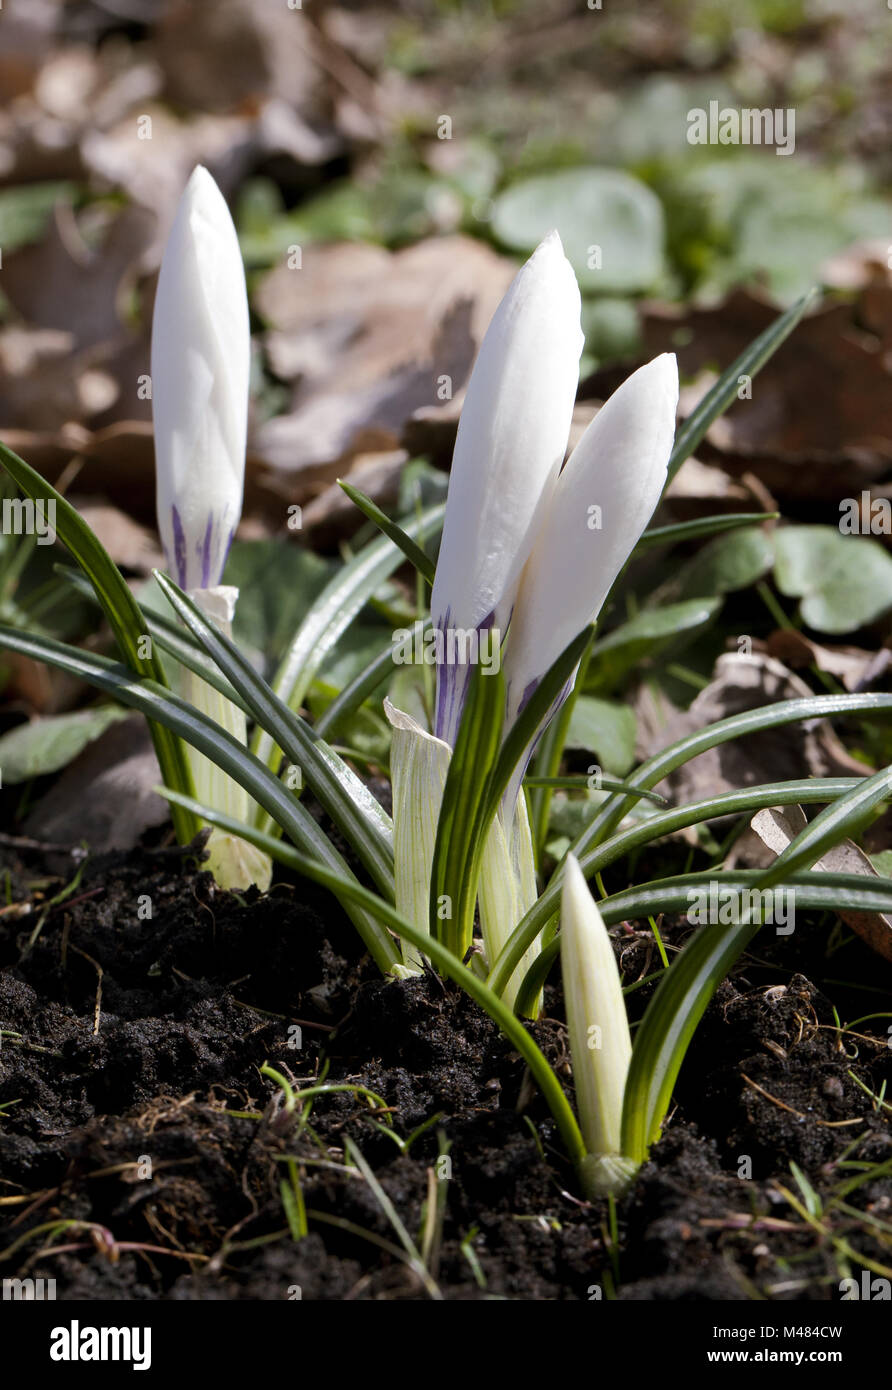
[699,1215,802,1232]
[66,935,104,1034]
[229,997,334,1031]
[740,1072,864,1127]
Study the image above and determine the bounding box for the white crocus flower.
[386,232,676,1004]
[152,165,250,594]
[386,232,582,976]
[503,352,679,736]
[430,230,583,747]
[560,854,637,1199]
[151,166,269,893]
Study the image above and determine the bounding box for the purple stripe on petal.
[171,506,188,587]
[433,607,499,746]
[220,525,236,581]
[200,514,214,589]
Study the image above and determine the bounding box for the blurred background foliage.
[2,0,892,825]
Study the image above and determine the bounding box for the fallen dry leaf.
[252,236,517,482]
[764,629,877,692]
[746,804,892,963]
[75,503,164,575]
[641,286,892,500]
[2,201,155,349]
[647,651,870,806]
[24,715,169,851]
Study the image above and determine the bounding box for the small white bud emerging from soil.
[560,854,637,1199]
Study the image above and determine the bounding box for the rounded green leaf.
[0,707,129,783]
[491,169,665,293]
[565,696,637,776]
[774,526,892,633]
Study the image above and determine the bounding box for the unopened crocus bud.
[430,231,583,746]
[560,854,637,1199]
[152,166,250,592]
[504,353,678,736]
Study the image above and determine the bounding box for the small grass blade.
[154,571,395,899]
[429,661,504,955]
[338,480,437,585]
[0,623,401,973]
[0,439,198,842]
[636,512,779,552]
[666,288,818,483]
[344,1137,441,1299]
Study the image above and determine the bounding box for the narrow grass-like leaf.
[620,916,759,1163]
[253,501,444,816]
[523,775,667,804]
[484,626,595,830]
[157,786,587,1170]
[429,661,504,955]
[585,778,868,878]
[528,642,592,858]
[489,712,892,1001]
[513,861,892,1017]
[574,693,892,863]
[666,288,818,483]
[0,439,198,841]
[636,513,779,552]
[0,623,400,973]
[338,480,437,585]
[317,624,430,740]
[601,868,892,925]
[756,763,892,890]
[143,612,247,707]
[58,565,250,711]
[153,571,395,898]
[262,501,443,721]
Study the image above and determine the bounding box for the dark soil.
[1,834,891,1302]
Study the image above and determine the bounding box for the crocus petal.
[560,854,636,1198]
[384,699,452,974]
[503,352,678,733]
[152,166,250,591]
[430,231,583,743]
